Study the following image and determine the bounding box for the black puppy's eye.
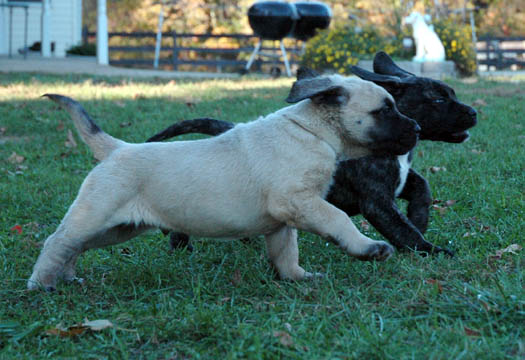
[433,98,445,104]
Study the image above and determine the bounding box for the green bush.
[434,19,477,76]
[300,25,402,74]
[66,43,96,56]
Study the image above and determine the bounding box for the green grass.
[0,73,523,359]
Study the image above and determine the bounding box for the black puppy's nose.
[468,107,477,119]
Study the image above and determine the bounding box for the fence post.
[82,26,88,44]
[172,31,179,71]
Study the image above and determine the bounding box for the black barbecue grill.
[245,1,332,76]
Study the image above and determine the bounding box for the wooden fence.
[83,30,302,72]
[476,36,525,70]
[83,30,525,72]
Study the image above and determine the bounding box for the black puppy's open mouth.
[449,130,470,143]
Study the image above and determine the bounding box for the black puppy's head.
[351,51,477,143]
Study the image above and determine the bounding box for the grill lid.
[292,2,332,40]
[248,2,299,40]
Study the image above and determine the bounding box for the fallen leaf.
[284,323,292,332]
[471,149,483,154]
[185,101,195,108]
[7,152,25,164]
[273,330,294,347]
[45,319,113,338]
[430,166,446,173]
[114,101,126,108]
[445,199,457,207]
[10,225,22,234]
[16,165,28,172]
[432,205,447,215]
[472,99,487,107]
[462,232,476,238]
[425,279,443,293]
[120,247,132,256]
[490,244,522,259]
[46,325,87,337]
[56,121,65,131]
[464,326,481,337]
[65,130,77,148]
[0,127,6,135]
[360,220,370,231]
[82,319,113,331]
[120,122,132,128]
[417,150,424,157]
[133,93,146,100]
[231,269,242,287]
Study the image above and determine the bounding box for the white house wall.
[0,0,82,57]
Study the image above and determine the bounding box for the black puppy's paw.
[357,241,395,261]
[434,246,455,257]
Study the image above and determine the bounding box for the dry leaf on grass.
[273,330,294,347]
[462,232,476,238]
[7,152,25,164]
[45,319,113,337]
[490,244,522,260]
[120,122,132,128]
[65,130,77,148]
[0,127,7,135]
[231,269,242,287]
[472,99,487,107]
[445,200,457,207]
[425,279,443,293]
[56,121,65,132]
[464,326,481,337]
[360,220,370,231]
[430,166,446,173]
[471,149,483,155]
[114,101,126,108]
[82,319,113,331]
[432,205,447,215]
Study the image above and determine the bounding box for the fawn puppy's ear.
[286,77,349,105]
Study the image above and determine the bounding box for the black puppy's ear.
[350,65,406,95]
[286,77,349,105]
[373,51,415,78]
[296,67,321,80]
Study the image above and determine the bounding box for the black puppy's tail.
[146,118,235,142]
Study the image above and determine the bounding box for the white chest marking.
[395,153,411,197]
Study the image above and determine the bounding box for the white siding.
[0,0,82,57]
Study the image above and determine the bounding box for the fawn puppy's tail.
[43,94,123,161]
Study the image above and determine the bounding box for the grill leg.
[280,40,292,77]
[245,40,262,72]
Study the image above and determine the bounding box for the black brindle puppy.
[148,52,477,256]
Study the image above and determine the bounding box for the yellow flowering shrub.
[301,19,477,77]
[301,25,402,74]
[433,19,477,76]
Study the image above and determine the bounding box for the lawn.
[0,72,523,359]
